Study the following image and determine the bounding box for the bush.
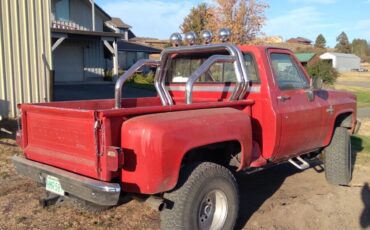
[306,60,338,85]
[133,72,155,84]
[105,69,155,85]
[104,69,125,81]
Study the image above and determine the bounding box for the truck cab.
[13,30,359,230]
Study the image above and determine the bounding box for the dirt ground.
[0,120,369,230]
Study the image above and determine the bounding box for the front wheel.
[160,162,239,230]
[323,127,352,185]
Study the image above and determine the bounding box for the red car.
[13,31,360,230]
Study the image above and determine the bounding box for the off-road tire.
[160,162,239,230]
[323,127,352,185]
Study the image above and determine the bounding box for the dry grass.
[337,71,370,83]
[352,119,370,165]
[359,118,370,137]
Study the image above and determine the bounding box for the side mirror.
[310,77,323,90]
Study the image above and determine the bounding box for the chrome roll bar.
[115,59,160,108]
[234,47,250,99]
[185,55,236,104]
[154,66,170,106]
[115,44,249,108]
[155,43,249,106]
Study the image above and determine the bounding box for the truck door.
[269,50,324,159]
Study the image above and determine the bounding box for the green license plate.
[45,175,65,196]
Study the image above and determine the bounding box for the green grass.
[334,85,370,108]
[355,91,370,108]
[352,135,370,165]
[352,135,370,154]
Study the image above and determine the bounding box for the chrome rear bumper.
[12,156,121,206]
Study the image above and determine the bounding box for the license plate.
[45,175,65,196]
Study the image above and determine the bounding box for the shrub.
[131,72,155,85]
[105,69,155,85]
[104,69,125,81]
[306,60,338,85]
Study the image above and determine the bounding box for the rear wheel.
[161,162,239,230]
[323,127,352,185]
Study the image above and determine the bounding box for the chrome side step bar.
[288,156,310,170]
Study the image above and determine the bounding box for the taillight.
[106,146,123,172]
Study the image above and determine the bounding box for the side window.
[244,53,259,83]
[270,53,309,90]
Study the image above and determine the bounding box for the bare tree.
[212,0,269,43]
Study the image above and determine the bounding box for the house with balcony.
[106,17,162,70]
[106,17,136,41]
[51,0,121,82]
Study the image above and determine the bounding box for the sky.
[96,0,370,47]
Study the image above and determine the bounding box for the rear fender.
[120,108,253,194]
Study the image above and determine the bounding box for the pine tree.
[335,32,351,53]
[351,38,370,58]
[314,34,326,49]
[180,3,211,35]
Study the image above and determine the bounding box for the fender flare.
[323,109,355,146]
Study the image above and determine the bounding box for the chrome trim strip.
[168,85,261,93]
[12,156,121,206]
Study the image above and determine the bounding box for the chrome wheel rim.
[197,189,228,230]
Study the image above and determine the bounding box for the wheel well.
[181,141,242,170]
[335,112,353,129]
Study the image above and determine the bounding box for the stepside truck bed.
[17,97,253,182]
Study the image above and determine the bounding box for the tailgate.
[20,105,101,180]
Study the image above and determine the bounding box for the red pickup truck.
[13,31,359,230]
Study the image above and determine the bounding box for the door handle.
[277,95,291,102]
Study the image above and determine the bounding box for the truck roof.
[238,45,292,52]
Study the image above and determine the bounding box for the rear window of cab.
[167,53,260,84]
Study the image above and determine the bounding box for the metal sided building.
[320,52,361,72]
[0,0,121,118]
[0,0,52,118]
